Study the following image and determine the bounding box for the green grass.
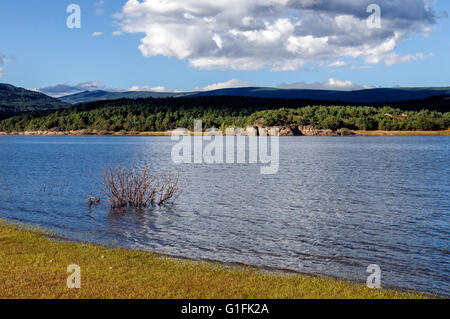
[0,221,428,299]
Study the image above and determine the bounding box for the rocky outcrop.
[297,125,353,136]
[171,128,190,136]
[278,125,302,136]
[241,125,354,137]
[224,128,247,136]
[245,126,258,136]
[246,125,300,136]
[258,127,268,136]
[268,127,279,136]
[338,128,354,136]
[235,128,247,136]
[298,125,319,136]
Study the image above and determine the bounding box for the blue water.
[0,135,448,295]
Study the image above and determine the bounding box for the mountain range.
[58,90,191,104]
[58,86,450,105]
[190,87,450,104]
[1,83,449,119]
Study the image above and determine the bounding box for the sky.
[0,0,449,97]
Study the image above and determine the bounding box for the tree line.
[0,96,449,132]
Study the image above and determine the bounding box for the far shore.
[1,129,449,137]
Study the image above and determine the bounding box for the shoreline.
[353,130,450,136]
[0,221,430,299]
[1,129,449,137]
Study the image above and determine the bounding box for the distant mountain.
[58,86,450,105]
[0,83,70,119]
[59,90,193,104]
[190,87,450,104]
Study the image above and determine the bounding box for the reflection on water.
[0,135,449,295]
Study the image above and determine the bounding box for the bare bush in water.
[102,165,182,208]
[157,173,182,206]
[86,194,101,207]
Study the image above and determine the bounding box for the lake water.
[0,135,448,295]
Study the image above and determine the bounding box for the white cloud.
[328,61,349,68]
[382,52,427,66]
[39,81,184,97]
[349,65,375,70]
[278,78,372,91]
[194,79,252,91]
[39,81,108,97]
[128,85,181,92]
[92,32,103,37]
[114,0,437,71]
[95,0,105,15]
[0,52,14,77]
[0,52,5,77]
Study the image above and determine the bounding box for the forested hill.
[0,84,70,118]
[1,95,449,133]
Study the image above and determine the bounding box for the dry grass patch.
[355,129,450,136]
[0,221,429,299]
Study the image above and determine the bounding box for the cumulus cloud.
[39,81,108,97]
[95,0,105,15]
[128,85,181,92]
[379,52,428,66]
[92,32,103,37]
[194,79,253,91]
[114,0,437,71]
[278,78,372,91]
[328,61,349,68]
[39,81,183,97]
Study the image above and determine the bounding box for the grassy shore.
[0,222,428,299]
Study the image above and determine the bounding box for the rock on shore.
[243,125,354,136]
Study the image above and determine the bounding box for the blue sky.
[0,0,449,96]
